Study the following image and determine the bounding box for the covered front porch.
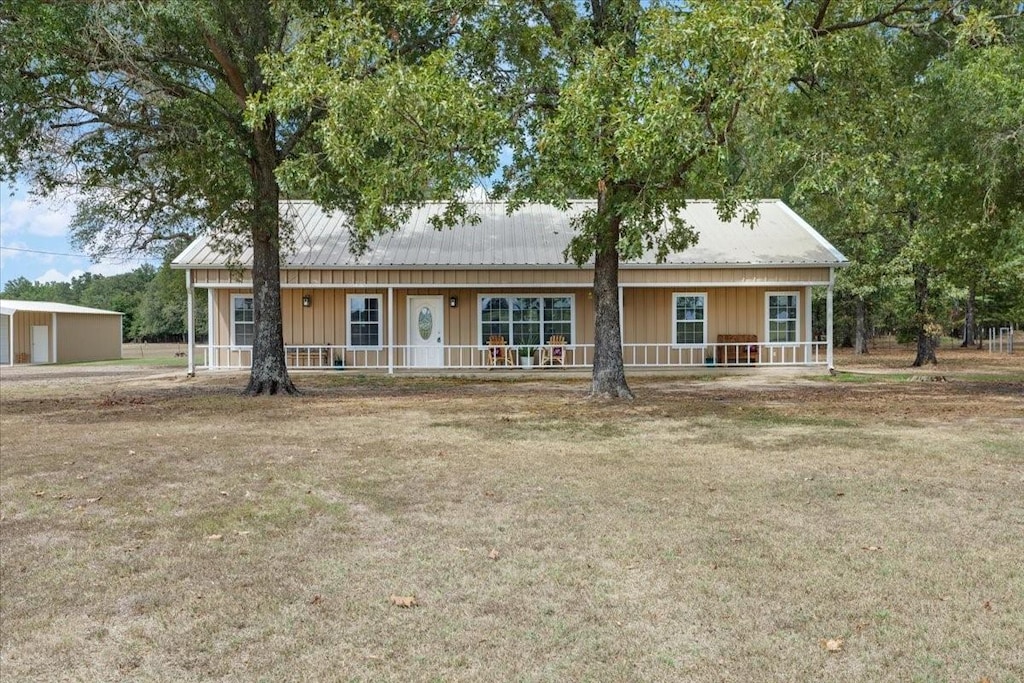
[187,339,831,372]
[183,275,836,374]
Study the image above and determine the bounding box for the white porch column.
[804,285,813,363]
[186,268,195,375]
[51,312,57,363]
[387,286,395,375]
[826,269,835,369]
[207,289,215,369]
[7,313,13,366]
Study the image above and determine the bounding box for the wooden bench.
[716,334,759,365]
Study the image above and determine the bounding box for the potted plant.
[333,351,345,370]
[518,346,535,368]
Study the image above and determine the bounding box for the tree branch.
[202,32,248,105]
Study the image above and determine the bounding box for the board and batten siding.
[55,313,122,363]
[192,265,831,288]
[9,311,49,363]
[212,287,596,350]
[622,287,813,345]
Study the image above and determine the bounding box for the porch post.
[804,285,813,364]
[7,313,13,366]
[207,289,215,368]
[387,286,395,375]
[826,268,835,369]
[51,312,57,363]
[186,268,195,376]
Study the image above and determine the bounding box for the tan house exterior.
[0,300,123,365]
[172,200,847,373]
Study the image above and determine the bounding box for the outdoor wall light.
[449,296,458,308]
[302,295,312,308]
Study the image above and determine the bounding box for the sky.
[0,179,153,289]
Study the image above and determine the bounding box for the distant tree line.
[1,248,206,343]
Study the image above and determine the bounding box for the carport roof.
[0,299,123,317]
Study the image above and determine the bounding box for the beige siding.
[56,313,122,362]
[623,287,808,345]
[620,266,830,285]
[192,265,831,288]
[11,311,49,363]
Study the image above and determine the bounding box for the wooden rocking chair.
[539,335,567,367]
[484,335,514,367]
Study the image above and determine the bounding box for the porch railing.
[193,341,827,371]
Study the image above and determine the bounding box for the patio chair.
[539,335,567,367]
[484,335,514,367]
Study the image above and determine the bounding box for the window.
[348,295,382,347]
[767,293,799,343]
[479,295,573,346]
[673,293,707,346]
[232,295,254,346]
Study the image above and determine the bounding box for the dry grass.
[1,354,1022,682]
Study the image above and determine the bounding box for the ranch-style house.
[171,200,847,374]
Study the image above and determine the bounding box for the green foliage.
[251,2,503,254]
[754,2,1024,349]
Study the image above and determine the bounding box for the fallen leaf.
[206,534,223,541]
[835,492,845,497]
[861,545,882,552]
[128,449,136,456]
[488,548,500,561]
[310,594,323,605]
[823,638,844,652]
[85,496,103,503]
[390,594,417,608]
[983,600,993,611]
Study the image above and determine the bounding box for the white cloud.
[86,260,141,277]
[0,194,79,239]
[36,268,86,283]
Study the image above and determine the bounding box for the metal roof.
[0,299,123,316]
[172,200,847,270]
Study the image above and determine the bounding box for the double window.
[231,295,254,347]
[480,295,573,346]
[767,293,799,343]
[348,295,382,347]
[673,293,707,346]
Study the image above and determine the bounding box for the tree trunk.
[242,121,298,396]
[590,187,633,399]
[911,263,938,367]
[853,296,869,354]
[960,285,976,347]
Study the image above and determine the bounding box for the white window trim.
[765,291,801,345]
[230,294,254,348]
[671,291,708,347]
[477,294,576,348]
[347,294,384,349]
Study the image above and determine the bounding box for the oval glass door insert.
[417,306,433,340]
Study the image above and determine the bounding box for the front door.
[31,325,49,363]
[408,296,444,367]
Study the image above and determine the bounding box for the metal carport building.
[0,299,123,365]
